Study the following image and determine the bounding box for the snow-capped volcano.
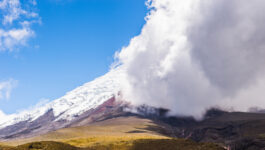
[0,68,124,136]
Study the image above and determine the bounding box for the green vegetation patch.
[0,141,79,150]
[0,139,224,150]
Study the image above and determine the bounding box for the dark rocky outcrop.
[1,101,265,150]
[0,97,123,140]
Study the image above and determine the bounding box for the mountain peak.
[0,68,124,130]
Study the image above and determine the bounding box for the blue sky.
[0,0,147,114]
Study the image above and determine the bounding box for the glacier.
[0,68,123,129]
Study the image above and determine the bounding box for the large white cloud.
[0,0,39,51]
[116,0,265,119]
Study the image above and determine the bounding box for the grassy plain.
[0,116,223,150]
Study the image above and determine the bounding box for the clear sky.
[0,0,147,114]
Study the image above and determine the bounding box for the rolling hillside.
[0,116,224,150]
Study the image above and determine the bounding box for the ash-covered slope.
[0,68,124,139]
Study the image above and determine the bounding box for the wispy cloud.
[0,0,40,52]
[0,109,6,118]
[0,79,18,100]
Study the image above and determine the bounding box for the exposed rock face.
[0,109,56,139]
[164,110,265,150]
[0,96,125,140]
[0,68,123,130]
[124,107,265,150]
[0,68,124,140]
[1,99,265,150]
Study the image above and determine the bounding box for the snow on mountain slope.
[0,68,124,129]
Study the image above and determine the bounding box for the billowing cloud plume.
[0,79,17,100]
[115,0,265,118]
[0,0,39,51]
